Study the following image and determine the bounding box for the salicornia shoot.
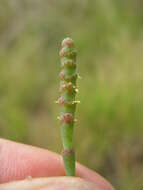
[57,37,79,176]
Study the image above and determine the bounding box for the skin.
[0,138,115,190]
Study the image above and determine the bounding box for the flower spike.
[58,37,79,176]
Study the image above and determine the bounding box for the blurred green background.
[0,0,143,189]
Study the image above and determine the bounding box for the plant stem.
[58,37,78,176]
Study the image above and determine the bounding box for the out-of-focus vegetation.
[0,0,143,189]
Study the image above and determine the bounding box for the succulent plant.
[56,37,79,176]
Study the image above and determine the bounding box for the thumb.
[0,177,100,190]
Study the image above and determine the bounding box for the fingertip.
[77,164,115,190]
[0,138,114,190]
[0,177,96,190]
[0,138,64,183]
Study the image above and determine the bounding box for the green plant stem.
[58,37,78,176]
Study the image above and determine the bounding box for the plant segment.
[57,37,79,176]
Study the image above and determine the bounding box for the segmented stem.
[58,37,78,176]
